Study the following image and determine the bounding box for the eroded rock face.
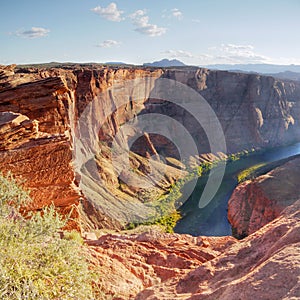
[0,112,39,150]
[0,65,181,230]
[0,66,82,229]
[134,200,300,300]
[86,229,236,299]
[162,69,300,152]
[1,64,300,299]
[228,156,300,237]
[0,111,81,230]
[1,64,300,230]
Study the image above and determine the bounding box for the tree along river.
[174,142,300,236]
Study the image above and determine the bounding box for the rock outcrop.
[86,229,236,299]
[0,111,81,230]
[1,64,300,229]
[82,200,300,299]
[133,200,300,299]
[0,112,39,150]
[228,155,300,237]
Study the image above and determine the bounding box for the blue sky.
[1,0,299,65]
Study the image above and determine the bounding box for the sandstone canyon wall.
[1,64,300,229]
[228,155,300,237]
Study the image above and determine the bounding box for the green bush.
[126,211,181,233]
[0,172,96,300]
[63,230,84,244]
[237,162,267,183]
[0,172,31,218]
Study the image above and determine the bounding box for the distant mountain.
[104,61,127,65]
[203,63,300,74]
[267,71,300,81]
[144,59,186,67]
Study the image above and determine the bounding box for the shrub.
[237,163,267,183]
[0,172,96,300]
[0,172,30,218]
[126,211,181,233]
[63,230,84,244]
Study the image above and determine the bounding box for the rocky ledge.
[228,155,300,237]
[86,200,300,299]
[87,230,236,299]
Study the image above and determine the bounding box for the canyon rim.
[2,1,300,299]
[1,63,300,299]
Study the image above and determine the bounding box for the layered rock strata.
[85,200,300,299]
[1,64,300,229]
[87,229,236,299]
[228,155,300,237]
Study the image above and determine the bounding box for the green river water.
[174,142,300,236]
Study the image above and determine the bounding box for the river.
[174,142,300,236]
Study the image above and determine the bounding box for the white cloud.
[91,2,124,22]
[218,43,269,63]
[161,44,270,65]
[222,44,254,52]
[130,10,166,37]
[15,27,50,39]
[171,8,183,20]
[202,44,270,64]
[162,8,183,20]
[96,40,121,48]
[163,50,194,58]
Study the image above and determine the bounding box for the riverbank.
[124,149,253,233]
[175,142,300,236]
[124,143,300,235]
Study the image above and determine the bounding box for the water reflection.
[174,142,300,236]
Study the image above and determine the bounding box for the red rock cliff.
[1,64,300,230]
[228,156,300,237]
[133,200,300,299]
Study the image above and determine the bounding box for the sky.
[1,0,300,66]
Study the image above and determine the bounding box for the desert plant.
[237,162,267,183]
[0,172,30,218]
[0,172,96,300]
[63,230,84,244]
